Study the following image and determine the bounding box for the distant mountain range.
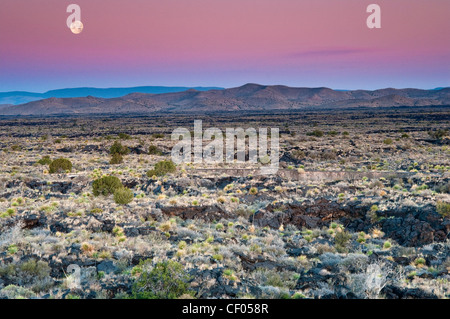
[0,86,224,105]
[0,84,449,116]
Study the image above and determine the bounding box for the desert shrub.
[118,132,132,140]
[383,138,393,145]
[92,176,123,196]
[291,150,305,159]
[236,207,254,218]
[131,260,191,299]
[319,252,343,268]
[49,158,72,174]
[428,129,448,140]
[436,201,450,217]
[37,156,52,165]
[114,187,134,205]
[152,133,165,139]
[259,285,290,299]
[306,130,324,137]
[414,257,426,266]
[436,182,450,194]
[321,150,337,160]
[0,260,52,293]
[81,243,94,255]
[0,208,16,218]
[252,269,298,290]
[339,253,369,271]
[110,141,130,155]
[147,160,176,177]
[334,230,351,253]
[0,285,36,299]
[148,145,163,155]
[110,152,123,165]
[348,262,392,299]
[327,130,339,136]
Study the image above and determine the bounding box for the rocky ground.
[0,108,449,299]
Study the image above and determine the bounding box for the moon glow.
[70,21,84,34]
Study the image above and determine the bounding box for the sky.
[0,0,449,92]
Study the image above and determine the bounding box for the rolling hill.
[0,84,449,116]
[0,86,224,105]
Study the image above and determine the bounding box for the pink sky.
[0,0,449,91]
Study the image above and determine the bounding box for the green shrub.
[414,257,426,266]
[37,156,52,165]
[152,133,165,139]
[118,132,132,140]
[383,138,393,145]
[110,141,130,155]
[327,130,338,136]
[49,158,72,174]
[436,201,450,217]
[334,230,351,253]
[92,176,123,196]
[147,160,176,177]
[131,260,191,299]
[114,187,134,205]
[306,130,324,137]
[428,129,448,140]
[292,292,306,299]
[148,145,163,155]
[110,152,123,165]
[0,285,36,299]
[0,260,51,292]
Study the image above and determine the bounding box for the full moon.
[70,21,84,34]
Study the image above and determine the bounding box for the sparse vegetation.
[92,176,123,196]
[436,201,450,217]
[0,109,448,300]
[49,158,72,174]
[306,130,324,137]
[147,160,176,177]
[148,145,163,155]
[110,141,130,155]
[109,152,124,165]
[131,260,191,299]
[37,155,52,165]
[114,187,134,205]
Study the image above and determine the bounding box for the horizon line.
[1,83,449,95]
